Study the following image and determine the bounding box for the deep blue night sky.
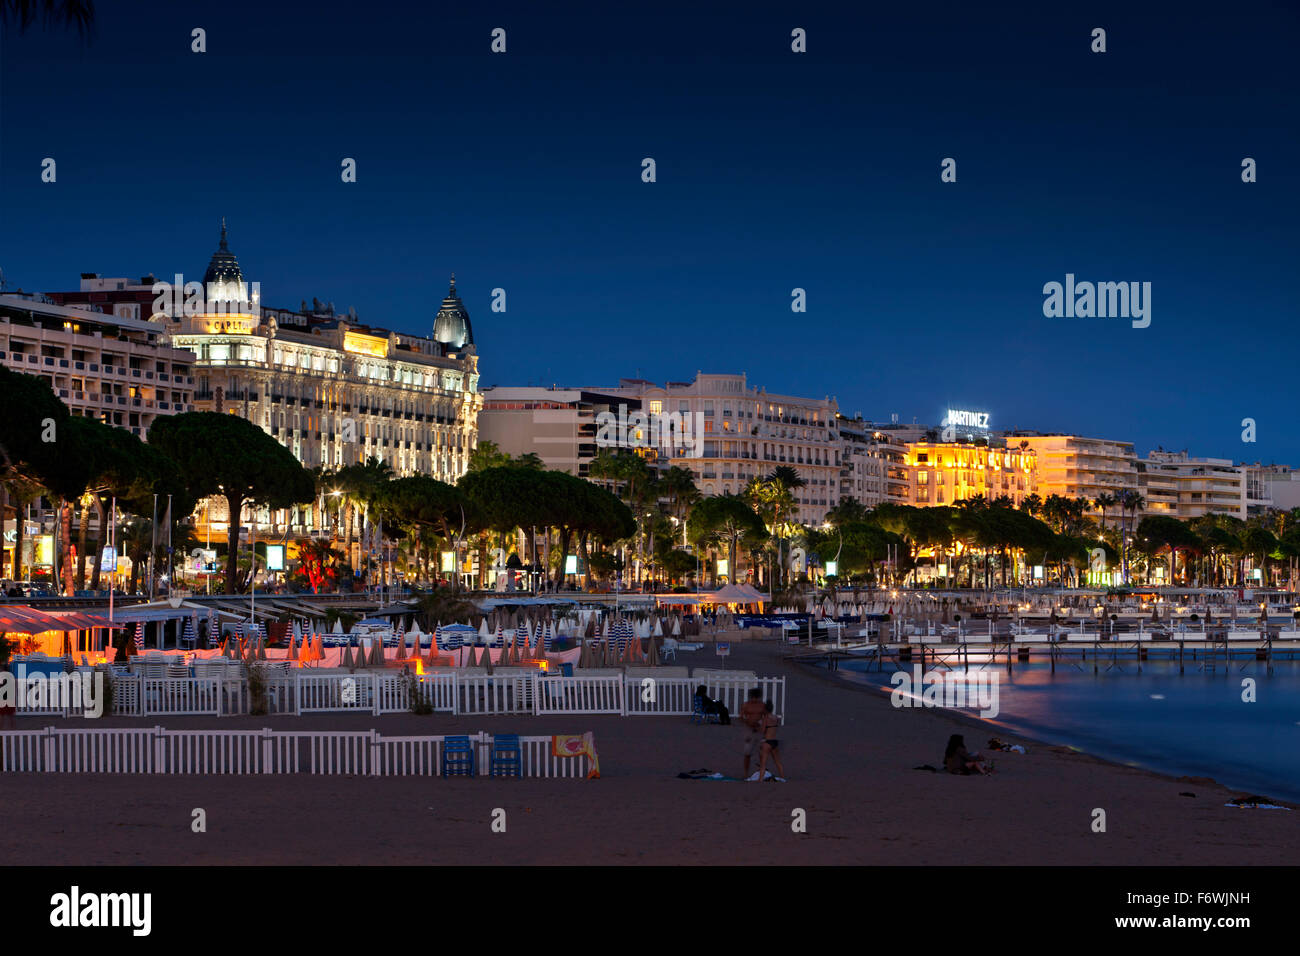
[1,1,1296,461]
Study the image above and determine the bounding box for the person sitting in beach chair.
[692,685,730,725]
[944,734,990,775]
[752,701,786,782]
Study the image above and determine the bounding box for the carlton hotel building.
[162,225,482,482]
[41,225,482,548]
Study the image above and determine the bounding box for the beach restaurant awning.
[706,584,763,606]
[89,605,197,625]
[0,606,121,634]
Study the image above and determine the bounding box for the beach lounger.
[690,695,722,725]
[442,736,476,777]
[489,734,522,777]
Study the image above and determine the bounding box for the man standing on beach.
[740,688,766,779]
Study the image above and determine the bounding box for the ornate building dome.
[432,274,474,350]
[203,218,246,302]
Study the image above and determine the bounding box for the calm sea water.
[831,655,1300,802]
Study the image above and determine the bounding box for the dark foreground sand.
[2,641,1294,865]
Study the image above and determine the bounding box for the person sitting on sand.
[944,734,990,775]
[753,701,786,782]
[694,684,731,724]
[740,688,766,779]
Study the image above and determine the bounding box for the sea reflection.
[836,657,1300,801]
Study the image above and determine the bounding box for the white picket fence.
[0,727,594,778]
[619,675,786,723]
[15,671,786,722]
[535,675,626,715]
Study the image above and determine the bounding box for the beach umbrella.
[482,645,495,674]
[653,617,664,637]
[647,635,660,666]
[478,618,491,640]
[341,645,355,669]
[311,635,323,663]
[370,637,385,666]
[465,644,478,668]
[672,617,681,636]
[332,618,344,635]
[426,631,440,663]
[287,633,298,661]
[257,637,267,661]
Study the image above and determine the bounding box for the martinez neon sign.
[945,409,989,429]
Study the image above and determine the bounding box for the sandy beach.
[2,639,1294,866]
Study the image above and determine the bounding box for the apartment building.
[837,415,909,507]
[478,386,641,477]
[603,373,841,525]
[1012,434,1139,506]
[0,294,196,438]
[1138,451,1247,520]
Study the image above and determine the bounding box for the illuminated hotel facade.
[903,440,1038,507]
[160,225,481,548]
[166,225,481,482]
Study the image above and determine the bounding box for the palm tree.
[1118,490,1145,584]
[657,465,700,546]
[4,477,44,583]
[1093,492,1116,540]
